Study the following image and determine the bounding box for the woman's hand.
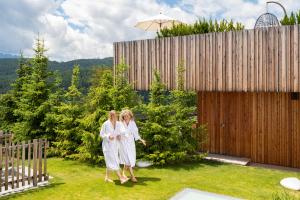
[109,135,114,140]
[140,139,146,146]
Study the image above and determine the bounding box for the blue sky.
[0,0,299,61]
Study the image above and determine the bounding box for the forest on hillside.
[0,57,113,93]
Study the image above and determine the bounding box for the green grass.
[2,158,300,200]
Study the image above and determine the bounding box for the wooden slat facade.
[114,25,300,92]
[114,25,300,168]
[198,92,300,168]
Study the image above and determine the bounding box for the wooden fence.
[114,25,300,92]
[0,134,48,192]
[198,91,300,168]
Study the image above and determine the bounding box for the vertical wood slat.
[44,140,48,181]
[198,91,300,168]
[28,140,31,185]
[22,141,25,186]
[11,143,15,189]
[33,139,38,186]
[5,143,8,190]
[16,142,20,188]
[38,139,43,182]
[114,25,300,92]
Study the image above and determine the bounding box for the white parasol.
[134,12,183,31]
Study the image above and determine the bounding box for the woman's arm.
[131,120,146,146]
[100,122,111,140]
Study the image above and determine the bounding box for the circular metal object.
[254,12,280,29]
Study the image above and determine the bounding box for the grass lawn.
[2,158,300,200]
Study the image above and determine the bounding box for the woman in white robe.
[100,110,128,184]
[119,109,146,183]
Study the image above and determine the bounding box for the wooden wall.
[198,91,300,168]
[114,25,300,92]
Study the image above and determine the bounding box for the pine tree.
[52,65,83,157]
[13,37,57,140]
[0,53,32,130]
[136,64,207,165]
[111,60,140,110]
[78,62,140,164]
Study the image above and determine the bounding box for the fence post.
[38,139,43,182]
[27,140,31,185]
[22,141,25,186]
[33,139,38,187]
[5,143,8,190]
[44,139,48,181]
[16,142,20,188]
[11,143,15,189]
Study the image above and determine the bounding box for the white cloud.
[0,0,299,61]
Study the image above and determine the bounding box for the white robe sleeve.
[100,122,110,140]
[130,120,141,141]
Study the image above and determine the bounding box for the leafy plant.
[157,18,244,38]
[135,63,207,165]
[51,65,84,157]
[280,10,300,25]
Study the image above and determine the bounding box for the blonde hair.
[119,109,134,121]
[108,110,117,120]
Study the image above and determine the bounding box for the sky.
[0,0,299,61]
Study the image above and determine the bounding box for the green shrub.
[135,63,207,165]
[281,10,300,25]
[157,18,244,38]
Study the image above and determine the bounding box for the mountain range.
[0,52,19,59]
[0,57,113,94]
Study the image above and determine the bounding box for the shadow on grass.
[115,176,161,187]
[1,182,65,200]
[149,160,228,171]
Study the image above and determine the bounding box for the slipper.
[131,177,138,183]
[120,177,129,184]
[105,178,114,183]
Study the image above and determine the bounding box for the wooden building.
[113,25,300,168]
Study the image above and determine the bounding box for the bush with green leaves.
[157,18,244,38]
[8,38,61,141]
[135,62,207,165]
[50,65,84,157]
[77,61,140,164]
[281,10,300,25]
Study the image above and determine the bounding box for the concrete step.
[205,153,250,166]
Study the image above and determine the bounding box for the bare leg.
[105,169,113,182]
[128,167,137,182]
[122,165,128,178]
[116,170,129,184]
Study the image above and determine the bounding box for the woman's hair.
[108,110,117,120]
[119,109,134,121]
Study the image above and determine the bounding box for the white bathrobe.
[100,120,121,171]
[119,120,141,167]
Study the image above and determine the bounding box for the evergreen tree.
[52,65,83,157]
[0,52,31,130]
[13,37,57,140]
[281,10,300,25]
[78,62,139,164]
[136,65,206,165]
[111,60,140,110]
[0,93,16,130]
